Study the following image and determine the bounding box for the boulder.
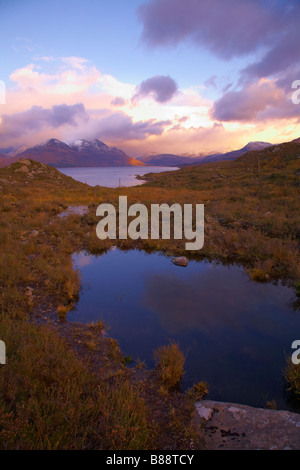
[193,400,300,450]
[171,256,188,267]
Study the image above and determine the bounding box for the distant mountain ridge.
[0,138,145,168]
[180,141,272,166]
[138,153,196,166]
[1,138,296,169]
[137,142,272,167]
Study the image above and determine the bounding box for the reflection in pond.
[68,248,299,411]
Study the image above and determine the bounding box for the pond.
[68,248,300,411]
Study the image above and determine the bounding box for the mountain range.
[0,139,144,168]
[138,153,197,166]
[0,152,9,159]
[192,141,272,165]
[140,142,272,167]
[0,138,285,169]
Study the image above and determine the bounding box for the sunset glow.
[1,0,299,157]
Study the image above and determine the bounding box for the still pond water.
[68,247,299,411]
[59,166,178,187]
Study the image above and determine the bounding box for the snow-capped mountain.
[1,138,145,168]
[242,142,272,152]
[191,141,272,165]
[69,139,108,151]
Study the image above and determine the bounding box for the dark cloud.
[133,75,178,103]
[138,0,300,123]
[50,104,87,127]
[138,0,288,60]
[241,18,300,81]
[212,83,277,121]
[0,103,87,139]
[276,66,300,94]
[211,80,300,122]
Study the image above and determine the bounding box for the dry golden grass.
[0,314,150,450]
[0,143,299,449]
[154,341,185,391]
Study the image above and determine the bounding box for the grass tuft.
[154,341,185,391]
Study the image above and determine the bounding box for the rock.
[16,165,29,173]
[25,286,33,297]
[57,205,88,218]
[19,159,31,166]
[171,256,188,267]
[25,286,34,306]
[30,230,39,237]
[193,400,300,450]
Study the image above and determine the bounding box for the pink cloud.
[111,96,127,106]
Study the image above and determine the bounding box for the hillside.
[0,157,208,450]
[141,140,300,189]
[138,139,300,283]
[0,146,299,450]
[0,138,145,168]
[0,157,90,192]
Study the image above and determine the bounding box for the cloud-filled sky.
[0,0,299,157]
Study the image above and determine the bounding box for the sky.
[0,0,299,157]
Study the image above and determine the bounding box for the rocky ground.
[194,400,300,449]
